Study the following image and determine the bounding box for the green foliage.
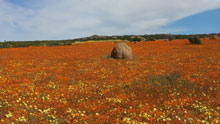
[0,40,75,48]
[106,55,112,59]
[127,72,199,103]
[188,36,202,44]
[147,72,181,89]
[1,33,218,48]
[128,37,142,42]
[145,72,197,96]
[46,42,61,46]
[166,34,174,41]
[133,37,141,42]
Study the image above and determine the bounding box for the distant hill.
[0,33,219,48]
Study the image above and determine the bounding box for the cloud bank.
[1,0,220,41]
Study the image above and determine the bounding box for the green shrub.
[47,42,61,46]
[133,37,141,42]
[188,37,201,44]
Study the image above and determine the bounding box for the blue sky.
[7,0,28,7]
[0,0,220,41]
[165,8,220,34]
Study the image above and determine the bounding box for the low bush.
[188,36,201,44]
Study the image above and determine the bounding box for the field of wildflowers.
[0,38,219,123]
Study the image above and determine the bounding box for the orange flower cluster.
[0,39,219,123]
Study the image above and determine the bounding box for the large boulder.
[111,43,133,59]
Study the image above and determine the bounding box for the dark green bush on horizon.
[188,36,201,44]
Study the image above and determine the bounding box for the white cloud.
[0,0,220,41]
